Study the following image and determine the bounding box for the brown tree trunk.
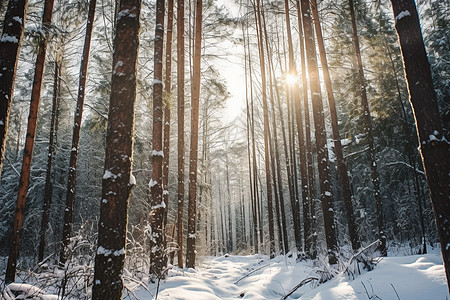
[247,22,260,253]
[295,0,317,258]
[224,146,233,252]
[284,0,310,256]
[349,0,386,256]
[242,21,255,250]
[260,6,284,253]
[162,0,174,267]
[176,0,185,268]
[60,0,96,265]
[39,61,59,262]
[299,0,337,264]
[185,0,202,268]
[149,0,166,280]
[254,0,275,257]
[91,1,141,298]
[311,0,360,251]
[0,0,27,176]
[390,0,450,291]
[5,0,54,283]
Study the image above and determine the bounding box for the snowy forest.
[0,0,449,298]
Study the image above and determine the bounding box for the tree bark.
[246,22,260,253]
[91,1,140,298]
[149,0,166,280]
[295,0,317,258]
[390,0,450,291]
[162,0,174,267]
[185,0,202,268]
[176,0,185,268]
[299,0,337,264]
[0,0,28,175]
[5,0,54,283]
[60,0,96,265]
[242,21,255,250]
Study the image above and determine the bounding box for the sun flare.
[285,73,298,85]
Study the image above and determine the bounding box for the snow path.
[137,253,448,300]
[140,254,313,299]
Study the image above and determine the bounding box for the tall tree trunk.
[225,142,234,252]
[14,110,23,159]
[311,0,360,251]
[390,0,450,291]
[242,21,255,250]
[0,0,27,175]
[299,0,337,264]
[38,61,59,262]
[5,0,54,283]
[283,0,310,256]
[185,0,202,268]
[260,6,283,253]
[162,0,174,266]
[295,0,317,258]
[60,0,96,265]
[254,0,275,257]
[149,0,166,280]
[246,22,260,253]
[176,0,185,268]
[348,0,386,256]
[91,1,141,298]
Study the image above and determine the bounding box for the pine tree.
[60,0,97,265]
[283,0,309,256]
[299,0,337,264]
[149,0,166,280]
[176,0,186,268]
[92,0,141,297]
[311,0,360,251]
[186,0,202,268]
[162,0,174,267]
[5,0,55,283]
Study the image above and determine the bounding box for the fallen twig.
[234,264,269,285]
[280,276,319,300]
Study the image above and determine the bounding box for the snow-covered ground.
[134,252,448,299]
[2,251,448,299]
